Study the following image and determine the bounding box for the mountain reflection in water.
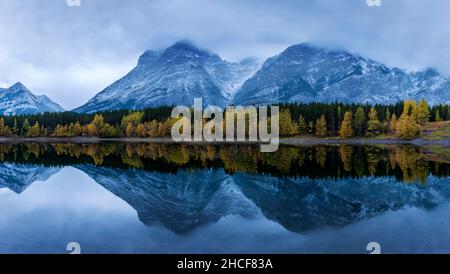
[0,142,449,253]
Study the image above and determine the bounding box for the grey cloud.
[0,0,449,109]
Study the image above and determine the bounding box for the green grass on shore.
[423,121,450,140]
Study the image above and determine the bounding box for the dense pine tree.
[315,115,327,137]
[353,107,366,136]
[436,110,442,122]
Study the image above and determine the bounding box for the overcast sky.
[1,0,450,110]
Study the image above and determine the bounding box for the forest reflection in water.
[0,142,448,183]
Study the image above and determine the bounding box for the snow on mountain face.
[74,42,450,112]
[233,43,450,106]
[74,41,261,113]
[204,57,261,100]
[0,82,64,115]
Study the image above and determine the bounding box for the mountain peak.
[163,40,213,59]
[286,42,319,51]
[422,67,441,77]
[74,41,260,113]
[0,83,64,115]
[283,43,350,58]
[169,40,200,51]
[9,82,28,91]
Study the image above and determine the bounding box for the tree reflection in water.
[0,142,447,183]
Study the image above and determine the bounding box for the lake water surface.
[0,142,449,254]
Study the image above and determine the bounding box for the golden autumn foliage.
[315,115,327,137]
[339,111,354,138]
[365,107,381,137]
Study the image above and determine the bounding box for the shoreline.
[0,136,448,147]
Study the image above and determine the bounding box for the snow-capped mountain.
[0,82,64,115]
[233,43,450,105]
[74,42,450,112]
[74,41,261,113]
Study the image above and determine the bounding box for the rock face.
[0,83,64,115]
[73,41,261,113]
[233,43,450,106]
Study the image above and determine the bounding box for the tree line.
[279,99,449,139]
[0,100,448,139]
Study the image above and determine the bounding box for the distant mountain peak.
[137,41,218,68]
[421,67,442,77]
[162,41,216,60]
[0,83,64,115]
[9,82,28,90]
[168,40,200,51]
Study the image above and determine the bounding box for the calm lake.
[0,142,449,254]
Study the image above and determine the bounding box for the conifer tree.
[395,100,422,139]
[390,113,398,133]
[308,121,314,134]
[0,118,6,136]
[0,118,11,136]
[353,107,366,136]
[27,121,41,137]
[436,109,442,122]
[92,114,105,129]
[22,118,31,135]
[396,113,420,139]
[136,123,146,137]
[126,123,134,137]
[386,109,391,123]
[416,99,430,125]
[279,109,299,136]
[315,115,327,137]
[12,118,18,136]
[365,107,381,137]
[298,115,307,134]
[73,122,82,136]
[340,111,354,138]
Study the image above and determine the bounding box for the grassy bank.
[423,121,450,140]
